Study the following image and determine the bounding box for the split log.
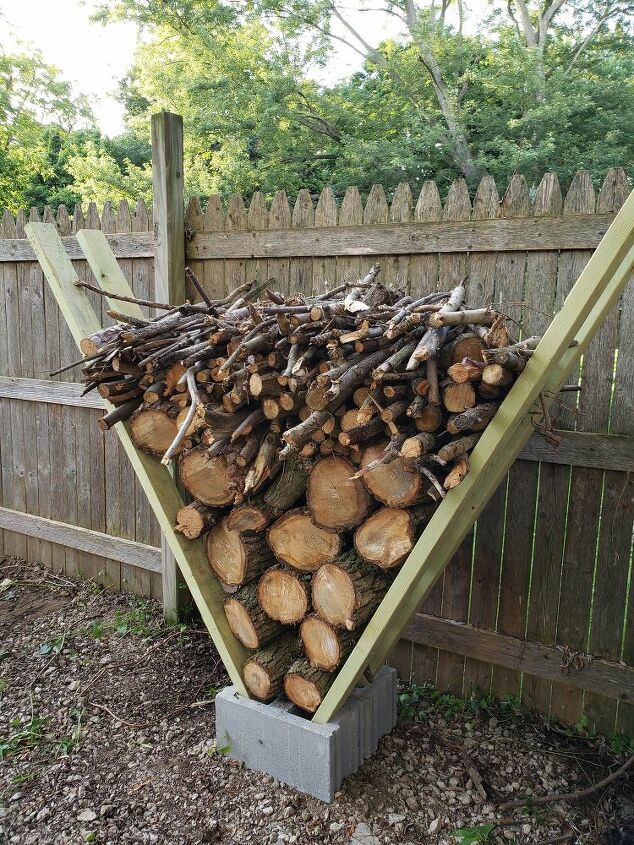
[257,565,311,624]
[300,615,359,671]
[360,442,423,507]
[447,359,484,383]
[306,456,371,530]
[206,519,276,586]
[129,405,180,457]
[174,501,220,539]
[267,509,342,572]
[179,447,243,506]
[311,552,389,630]
[354,506,430,569]
[224,581,285,649]
[284,659,334,713]
[244,634,302,701]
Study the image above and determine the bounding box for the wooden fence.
[1,168,632,737]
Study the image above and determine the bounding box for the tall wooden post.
[151,111,188,622]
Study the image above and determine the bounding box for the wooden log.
[438,332,484,368]
[129,404,180,457]
[226,454,310,532]
[447,359,484,383]
[300,615,359,671]
[444,456,469,490]
[414,405,443,432]
[206,518,276,586]
[442,382,476,413]
[267,509,342,571]
[257,565,311,624]
[224,581,285,649]
[354,506,431,570]
[311,551,389,630]
[446,402,498,434]
[179,446,244,506]
[306,456,371,530]
[244,634,302,701]
[481,364,514,386]
[174,501,220,539]
[435,433,482,465]
[338,415,385,446]
[283,659,334,713]
[400,432,436,460]
[360,442,423,507]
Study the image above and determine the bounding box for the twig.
[161,368,201,465]
[74,280,174,310]
[89,698,215,729]
[185,266,213,307]
[499,754,634,810]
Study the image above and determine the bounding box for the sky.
[1,0,488,137]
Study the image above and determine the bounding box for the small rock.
[329,822,344,833]
[77,809,97,822]
[428,818,441,834]
[405,796,418,811]
[387,814,406,825]
[350,822,381,845]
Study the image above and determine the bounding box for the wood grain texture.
[187,214,615,260]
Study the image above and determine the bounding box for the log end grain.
[306,456,371,530]
[360,442,422,508]
[257,566,310,624]
[267,509,342,571]
[354,506,414,569]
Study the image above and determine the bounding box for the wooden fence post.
[151,111,188,622]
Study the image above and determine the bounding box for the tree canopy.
[1,1,632,211]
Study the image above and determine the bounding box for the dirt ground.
[0,557,631,845]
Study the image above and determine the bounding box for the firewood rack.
[25,188,634,724]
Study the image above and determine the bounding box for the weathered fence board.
[1,168,632,734]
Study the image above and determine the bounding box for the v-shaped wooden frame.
[26,192,634,722]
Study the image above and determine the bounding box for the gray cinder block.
[215,666,398,802]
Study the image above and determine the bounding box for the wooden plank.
[187,214,616,260]
[405,614,634,704]
[584,169,633,734]
[362,184,389,281]
[25,221,249,696]
[0,377,104,408]
[312,192,634,723]
[492,174,553,701]
[550,171,603,726]
[0,507,161,571]
[435,179,473,696]
[386,182,413,289]
[336,187,363,286]
[267,191,292,296]
[463,175,503,697]
[201,196,225,299]
[312,187,338,294]
[245,192,269,291]
[290,190,314,294]
[151,111,188,621]
[409,182,442,296]
[0,232,154,262]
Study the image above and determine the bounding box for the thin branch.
[161,368,201,465]
[74,281,174,310]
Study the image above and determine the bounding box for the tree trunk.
[311,551,389,630]
[206,519,276,586]
[360,442,423,507]
[224,581,285,649]
[306,456,372,530]
[244,634,302,701]
[174,501,220,539]
[267,509,342,572]
[284,659,334,713]
[300,615,359,671]
[354,505,431,570]
[257,565,311,624]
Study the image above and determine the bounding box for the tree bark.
[284,658,334,713]
[224,581,285,649]
[311,551,389,630]
[244,634,302,701]
[300,615,359,671]
[206,519,276,586]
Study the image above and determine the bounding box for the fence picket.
[246,192,269,290]
[291,189,315,295]
[336,187,363,286]
[268,190,292,295]
[313,187,338,294]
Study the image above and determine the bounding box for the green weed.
[449,823,496,844]
[38,633,65,656]
[0,714,48,760]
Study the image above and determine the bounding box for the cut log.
[447,359,484,383]
[482,364,514,387]
[300,615,359,671]
[312,551,389,630]
[284,659,334,713]
[244,634,302,701]
[174,501,220,539]
[224,581,285,649]
[400,432,436,460]
[267,509,342,572]
[444,456,469,490]
[414,405,443,432]
[442,382,476,413]
[179,446,243,506]
[435,433,482,465]
[206,519,276,586]
[306,456,371,530]
[129,405,179,457]
[226,455,311,532]
[354,506,430,569]
[446,402,498,434]
[360,442,423,507]
[257,565,311,624]
[438,332,484,368]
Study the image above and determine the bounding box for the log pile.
[67,266,537,713]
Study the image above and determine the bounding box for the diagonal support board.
[313,190,634,722]
[25,222,250,697]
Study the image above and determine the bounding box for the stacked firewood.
[68,266,538,713]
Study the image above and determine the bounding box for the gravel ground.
[0,556,631,845]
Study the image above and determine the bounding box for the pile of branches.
[66,265,539,713]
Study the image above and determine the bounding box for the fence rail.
[1,167,632,736]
